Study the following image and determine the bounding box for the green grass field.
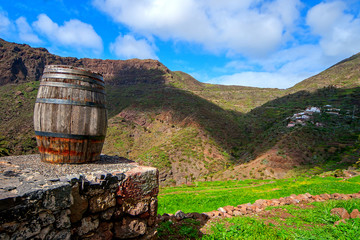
[158,176,360,215]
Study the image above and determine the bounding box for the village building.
[305,106,321,114]
[324,105,341,115]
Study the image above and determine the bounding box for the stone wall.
[0,155,159,240]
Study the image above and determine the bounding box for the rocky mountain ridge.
[0,38,170,86]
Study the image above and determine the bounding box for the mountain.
[0,38,359,185]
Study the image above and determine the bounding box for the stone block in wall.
[76,216,100,236]
[100,207,115,221]
[0,184,64,224]
[150,198,158,217]
[81,172,125,196]
[82,182,105,197]
[0,201,38,224]
[81,222,113,240]
[52,229,71,240]
[89,191,116,213]
[117,166,159,201]
[114,217,147,239]
[121,196,158,222]
[123,198,150,216]
[9,221,41,240]
[0,222,19,233]
[38,225,54,240]
[69,184,88,223]
[42,184,72,211]
[38,210,55,227]
[55,209,71,229]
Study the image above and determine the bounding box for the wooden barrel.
[34,65,107,163]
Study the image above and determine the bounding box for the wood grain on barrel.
[34,65,107,163]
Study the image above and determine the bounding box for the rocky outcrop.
[82,58,170,85]
[0,39,82,85]
[0,38,170,86]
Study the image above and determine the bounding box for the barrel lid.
[44,65,103,82]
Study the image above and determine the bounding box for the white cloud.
[255,44,328,73]
[208,71,306,89]
[33,14,103,54]
[0,11,12,35]
[266,0,301,28]
[110,34,158,59]
[306,1,360,58]
[15,17,42,43]
[93,0,302,57]
[209,44,328,89]
[306,1,345,36]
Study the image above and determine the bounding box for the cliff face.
[0,38,170,86]
[0,39,82,85]
[81,58,170,85]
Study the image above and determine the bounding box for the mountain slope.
[289,53,360,92]
[169,71,284,113]
[215,86,360,180]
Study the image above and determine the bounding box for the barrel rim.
[44,65,103,81]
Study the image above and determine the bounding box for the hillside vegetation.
[0,39,359,184]
[0,81,39,154]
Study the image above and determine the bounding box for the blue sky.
[1,0,360,89]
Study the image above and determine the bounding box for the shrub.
[334,169,345,178]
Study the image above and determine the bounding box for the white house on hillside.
[305,107,321,114]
